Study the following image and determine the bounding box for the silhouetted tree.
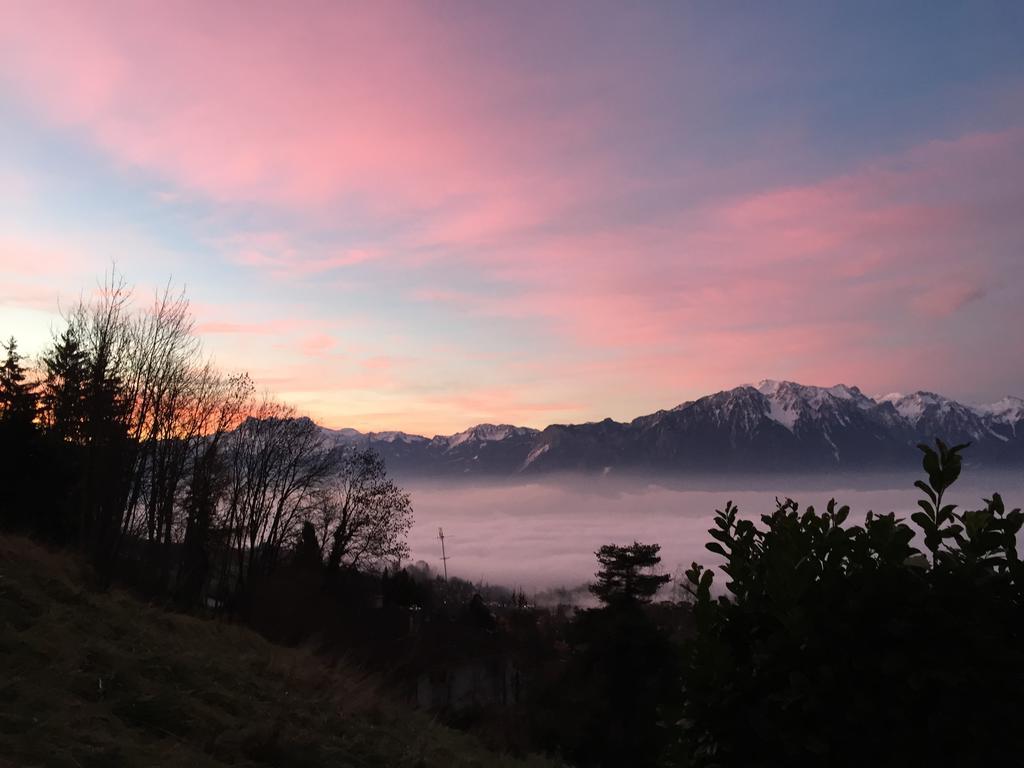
[681,440,1024,766]
[39,325,88,443]
[34,325,91,542]
[173,372,250,607]
[0,337,37,430]
[541,540,681,768]
[382,567,422,608]
[590,541,671,606]
[293,520,323,571]
[175,440,229,608]
[0,336,39,531]
[321,447,413,575]
[466,593,497,631]
[219,402,334,595]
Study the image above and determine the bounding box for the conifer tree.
[590,541,671,606]
[40,325,88,442]
[0,336,37,429]
[0,336,39,531]
[547,541,681,768]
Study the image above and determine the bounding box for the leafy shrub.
[682,440,1024,766]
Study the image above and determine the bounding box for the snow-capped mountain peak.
[880,391,994,441]
[977,396,1024,425]
[367,430,428,444]
[444,423,539,450]
[750,380,876,432]
[826,384,860,400]
[319,425,363,439]
[880,391,955,425]
[754,379,785,396]
[317,426,429,447]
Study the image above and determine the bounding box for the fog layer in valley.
[405,471,1024,593]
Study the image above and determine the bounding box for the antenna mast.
[438,527,450,582]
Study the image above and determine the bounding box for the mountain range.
[318,380,1024,477]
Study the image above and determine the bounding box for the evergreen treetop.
[590,541,671,606]
[0,336,37,428]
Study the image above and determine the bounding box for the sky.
[1,1,1023,436]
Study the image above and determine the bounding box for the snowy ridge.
[443,423,539,450]
[312,380,1022,476]
[750,380,874,433]
[976,396,1024,425]
[880,391,948,425]
[367,431,428,444]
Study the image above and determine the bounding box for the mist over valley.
[403,470,1024,591]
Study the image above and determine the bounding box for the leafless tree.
[175,372,253,605]
[317,447,413,574]
[218,398,334,593]
[65,272,135,569]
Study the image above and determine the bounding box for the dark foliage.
[681,440,1024,766]
[590,541,672,606]
[0,337,42,534]
[0,336,38,430]
[532,541,683,767]
[293,520,323,571]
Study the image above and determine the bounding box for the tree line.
[0,274,411,610]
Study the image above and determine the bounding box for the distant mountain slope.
[322,381,1024,476]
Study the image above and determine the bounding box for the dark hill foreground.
[0,535,556,768]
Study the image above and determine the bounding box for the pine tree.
[0,336,39,531]
[590,541,671,606]
[552,541,682,768]
[0,337,37,429]
[40,326,88,442]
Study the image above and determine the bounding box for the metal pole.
[438,527,449,582]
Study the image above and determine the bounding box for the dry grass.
[0,536,557,768]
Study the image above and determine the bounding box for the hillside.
[0,536,555,768]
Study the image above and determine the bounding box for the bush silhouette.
[681,440,1024,766]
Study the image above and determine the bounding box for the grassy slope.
[0,536,555,768]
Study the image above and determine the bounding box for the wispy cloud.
[1,3,1022,427]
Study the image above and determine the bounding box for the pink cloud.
[2,3,1022,426]
[222,230,382,279]
[403,126,1023,412]
[0,285,63,313]
[297,333,337,358]
[0,3,598,244]
[194,320,291,335]
[911,281,988,318]
[0,237,85,277]
[0,237,95,317]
